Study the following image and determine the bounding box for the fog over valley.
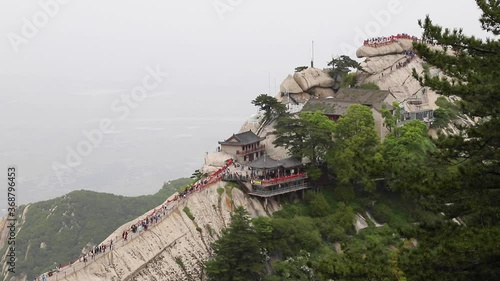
[0,0,488,207]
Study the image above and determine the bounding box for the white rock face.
[56,182,280,281]
[354,213,369,233]
[293,68,335,91]
[359,54,406,74]
[308,87,335,98]
[257,120,289,160]
[276,92,311,105]
[357,54,441,114]
[201,151,234,174]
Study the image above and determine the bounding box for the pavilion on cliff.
[218,130,266,163]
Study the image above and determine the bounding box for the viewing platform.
[251,173,308,187]
[221,155,312,198]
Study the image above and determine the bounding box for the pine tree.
[273,111,336,167]
[402,1,500,280]
[205,206,263,281]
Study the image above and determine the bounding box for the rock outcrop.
[277,68,335,102]
[356,39,414,58]
[280,74,303,94]
[358,55,441,112]
[201,151,234,174]
[359,54,406,75]
[293,68,335,91]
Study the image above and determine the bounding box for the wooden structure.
[246,156,310,198]
[218,130,266,163]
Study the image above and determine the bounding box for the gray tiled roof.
[333,88,392,111]
[279,157,303,168]
[247,156,303,169]
[219,130,265,146]
[302,88,393,115]
[301,99,353,116]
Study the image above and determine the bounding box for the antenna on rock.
[311,40,315,68]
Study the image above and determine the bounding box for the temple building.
[218,130,266,163]
[301,88,397,140]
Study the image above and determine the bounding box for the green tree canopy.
[205,206,263,281]
[251,94,288,124]
[381,120,434,192]
[381,101,402,132]
[327,104,380,191]
[273,111,336,167]
[327,55,360,80]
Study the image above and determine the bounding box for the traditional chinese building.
[218,130,266,163]
[301,88,397,140]
[245,155,309,199]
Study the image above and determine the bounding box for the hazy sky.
[0,0,492,207]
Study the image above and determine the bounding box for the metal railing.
[252,173,308,187]
[248,183,311,197]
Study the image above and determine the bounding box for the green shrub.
[206,224,214,237]
[225,186,233,198]
[341,72,357,88]
[332,202,356,234]
[217,187,225,196]
[306,165,322,181]
[359,82,380,90]
[175,257,186,271]
[183,207,195,220]
[333,185,355,203]
[307,193,332,217]
[372,203,392,223]
[316,216,347,242]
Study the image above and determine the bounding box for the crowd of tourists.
[35,159,234,281]
[363,33,419,47]
[394,50,418,69]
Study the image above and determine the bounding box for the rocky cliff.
[46,182,279,281]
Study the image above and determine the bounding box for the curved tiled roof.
[247,155,303,169]
[218,130,265,146]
